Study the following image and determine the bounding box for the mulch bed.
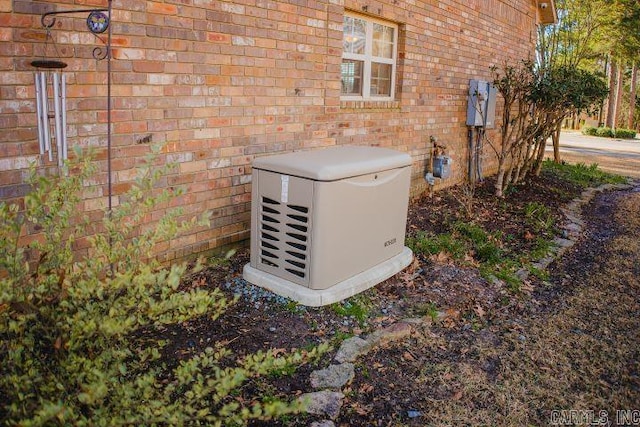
[157,170,639,426]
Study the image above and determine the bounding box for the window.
[341,13,397,101]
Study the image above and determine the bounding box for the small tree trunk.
[606,57,618,128]
[513,144,528,184]
[629,61,638,130]
[599,56,609,127]
[553,122,561,163]
[504,164,515,193]
[614,62,625,129]
[495,159,507,198]
[534,136,548,176]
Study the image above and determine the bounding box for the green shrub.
[453,221,502,264]
[529,237,555,260]
[583,126,636,139]
[330,293,373,326]
[523,201,555,233]
[543,160,627,187]
[453,221,487,245]
[474,241,502,264]
[0,147,327,426]
[407,231,467,259]
[595,126,614,137]
[614,128,637,139]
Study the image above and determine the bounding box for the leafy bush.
[614,128,637,139]
[582,126,636,139]
[543,160,627,187]
[453,221,502,264]
[488,61,607,197]
[595,126,614,137]
[0,148,327,426]
[407,231,467,259]
[330,294,373,326]
[523,202,555,233]
[407,222,502,266]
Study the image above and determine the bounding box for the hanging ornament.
[87,11,109,34]
[31,26,68,167]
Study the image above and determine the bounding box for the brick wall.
[0,0,538,262]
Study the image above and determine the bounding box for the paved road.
[545,131,640,178]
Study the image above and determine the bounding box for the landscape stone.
[310,421,335,427]
[401,317,424,324]
[299,390,344,419]
[563,222,582,234]
[553,237,574,248]
[366,321,412,346]
[334,336,371,363]
[310,363,355,390]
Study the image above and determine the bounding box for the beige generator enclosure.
[243,145,414,306]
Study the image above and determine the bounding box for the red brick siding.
[0,0,537,262]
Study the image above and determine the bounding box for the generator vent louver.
[259,196,310,280]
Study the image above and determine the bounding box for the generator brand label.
[280,175,289,203]
[384,237,397,247]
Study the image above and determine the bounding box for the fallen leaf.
[443,318,457,328]
[358,384,374,394]
[521,281,535,294]
[445,308,461,320]
[432,251,452,264]
[271,348,286,357]
[464,253,479,265]
[353,404,370,416]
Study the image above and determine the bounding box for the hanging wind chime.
[30,4,113,211]
[31,8,110,168]
[31,28,68,167]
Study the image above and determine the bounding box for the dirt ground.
[334,186,640,426]
[166,172,640,426]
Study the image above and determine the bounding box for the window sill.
[340,100,401,111]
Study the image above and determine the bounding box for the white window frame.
[341,12,398,101]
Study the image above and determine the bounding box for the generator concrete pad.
[243,247,413,307]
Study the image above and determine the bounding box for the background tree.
[616,0,640,130]
[599,0,640,129]
[628,62,638,129]
[536,0,640,159]
[537,0,615,160]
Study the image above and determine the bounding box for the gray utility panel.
[467,79,497,128]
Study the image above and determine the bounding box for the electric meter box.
[243,145,414,307]
[466,79,497,128]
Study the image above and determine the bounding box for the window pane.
[370,62,392,96]
[372,23,394,58]
[341,60,363,95]
[343,16,366,54]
